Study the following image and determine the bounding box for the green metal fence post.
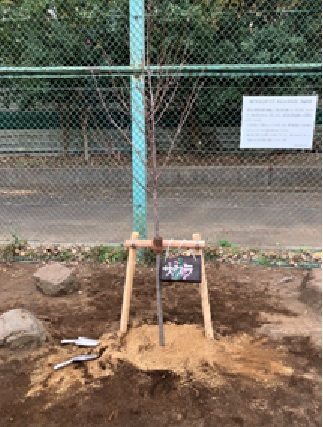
[130,0,147,239]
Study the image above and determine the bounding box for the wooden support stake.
[120,231,139,333]
[193,233,214,339]
[124,239,205,249]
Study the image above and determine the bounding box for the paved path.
[0,186,321,247]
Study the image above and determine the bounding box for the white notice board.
[240,96,317,149]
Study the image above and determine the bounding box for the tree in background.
[0,0,320,158]
[0,0,129,157]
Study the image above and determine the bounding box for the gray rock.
[0,309,47,350]
[34,263,79,296]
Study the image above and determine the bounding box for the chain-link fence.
[0,1,321,249]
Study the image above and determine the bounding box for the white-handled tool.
[53,354,98,370]
[60,337,99,347]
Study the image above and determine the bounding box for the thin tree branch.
[157,78,205,178]
[123,161,153,195]
[79,89,116,155]
[96,71,147,139]
[93,76,131,143]
[154,44,191,116]
[154,17,191,109]
[146,0,160,237]
[155,78,180,125]
[91,72,153,176]
[81,93,149,180]
[110,84,130,114]
[99,47,130,93]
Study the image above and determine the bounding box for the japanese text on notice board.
[240,96,317,149]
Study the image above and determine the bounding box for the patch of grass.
[58,249,75,261]
[295,247,311,254]
[94,245,128,263]
[139,248,156,266]
[204,245,220,261]
[255,254,271,266]
[0,236,321,269]
[1,233,29,261]
[218,239,234,248]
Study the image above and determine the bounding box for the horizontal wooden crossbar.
[124,239,205,249]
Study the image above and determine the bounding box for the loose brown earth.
[0,262,321,427]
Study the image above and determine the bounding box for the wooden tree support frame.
[120,232,214,340]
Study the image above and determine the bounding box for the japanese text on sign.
[240,96,317,149]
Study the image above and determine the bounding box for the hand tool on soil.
[53,354,99,370]
[60,337,99,347]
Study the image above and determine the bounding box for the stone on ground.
[34,263,79,296]
[0,308,47,350]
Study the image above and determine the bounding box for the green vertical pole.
[130,0,147,239]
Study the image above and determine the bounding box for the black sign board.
[160,256,202,283]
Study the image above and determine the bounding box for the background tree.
[0,0,129,156]
[0,0,320,156]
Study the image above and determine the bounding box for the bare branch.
[156,16,168,65]
[157,78,205,178]
[88,0,205,233]
[145,1,159,196]
[154,43,191,115]
[97,48,132,115]
[91,72,153,175]
[99,47,130,93]
[92,74,131,143]
[154,15,192,109]
[96,51,147,138]
[123,161,153,195]
[82,83,151,195]
[79,89,116,155]
[111,84,130,114]
[155,77,180,125]
[147,65,157,178]
[155,42,184,112]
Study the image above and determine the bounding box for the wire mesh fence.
[0,1,321,66]
[0,1,321,251]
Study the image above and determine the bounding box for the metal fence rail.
[0,1,321,249]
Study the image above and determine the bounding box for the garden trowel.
[60,337,99,347]
[53,354,98,370]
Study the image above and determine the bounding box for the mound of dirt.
[28,324,293,407]
[113,324,293,381]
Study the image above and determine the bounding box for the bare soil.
[0,262,321,427]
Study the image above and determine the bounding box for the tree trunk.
[155,254,164,346]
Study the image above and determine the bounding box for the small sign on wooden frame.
[121,233,213,341]
[160,255,202,283]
